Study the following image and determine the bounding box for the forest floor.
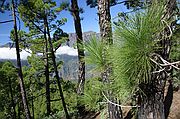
[82,89,180,119]
[168,89,180,119]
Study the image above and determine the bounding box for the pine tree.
[12,0,31,118]
[18,0,70,118]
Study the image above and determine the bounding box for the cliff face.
[67,31,100,47]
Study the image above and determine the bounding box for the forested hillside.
[0,0,179,119]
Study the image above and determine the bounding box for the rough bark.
[97,0,121,119]
[12,0,31,119]
[44,17,70,119]
[138,0,177,119]
[97,0,112,44]
[71,0,86,117]
[138,82,165,119]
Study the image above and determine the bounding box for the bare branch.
[161,19,173,38]
[30,20,44,34]
[0,20,14,24]
[152,68,166,74]
[0,0,6,8]
[150,53,180,70]
[102,92,139,108]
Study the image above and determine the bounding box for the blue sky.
[0,0,127,45]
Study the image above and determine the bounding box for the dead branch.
[101,92,140,108]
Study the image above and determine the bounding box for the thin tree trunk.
[9,78,16,119]
[71,0,86,117]
[12,1,31,119]
[44,17,70,119]
[43,18,51,116]
[97,0,121,118]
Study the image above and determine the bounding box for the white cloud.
[0,46,78,60]
[55,46,78,56]
[0,48,31,60]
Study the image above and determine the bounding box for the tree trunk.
[138,82,165,119]
[97,0,112,44]
[12,1,31,119]
[71,0,86,117]
[138,0,176,119]
[43,20,51,116]
[97,0,121,119]
[71,0,85,97]
[44,17,70,119]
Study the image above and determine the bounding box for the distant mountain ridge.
[67,31,100,47]
[0,31,100,48]
[0,42,14,48]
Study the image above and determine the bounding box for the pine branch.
[0,20,14,24]
[0,0,6,8]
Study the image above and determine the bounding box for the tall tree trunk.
[9,78,16,119]
[97,0,121,119]
[43,20,51,116]
[12,1,31,119]
[44,17,70,119]
[71,0,86,117]
[138,0,177,119]
[71,0,85,97]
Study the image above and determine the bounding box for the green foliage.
[170,24,180,61]
[170,24,180,88]
[55,1,69,12]
[84,1,168,104]
[43,80,77,118]
[111,1,167,100]
[84,36,105,72]
[100,109,108,119]
[53,28,69,50]
[80,78,103,111]
[44,111,62,119]
[10,30,33,50]
[0,61,19,119]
